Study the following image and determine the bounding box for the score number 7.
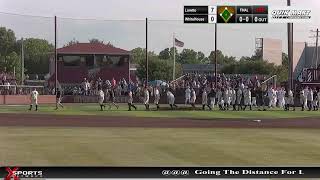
[208,6,217,14]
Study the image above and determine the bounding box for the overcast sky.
[0,0,319,58]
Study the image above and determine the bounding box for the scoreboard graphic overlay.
[184,5,268,24]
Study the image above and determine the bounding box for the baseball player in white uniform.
[185,86,191,105]
[98,88,106,111]
[29,88,39,111]
[83,78,90,96]
[217,88,223,110]
[307,87,313,111]
[143,87,150,110]
[202,89,211,110]
[128,90,137,111]
[285,88,295,111]
[167,90,178,110]
[231,88,237,111]
[190,88,196,109]
[272,88,278,107]
[267,87,274,108]
[236,88,242,111]
[251,88,257,108]
[302,87,309,111]
[154,87,161,110]
[278,88,286,109]
[243,87,252,110]
[223,88,230,110]
[317,89,320,111]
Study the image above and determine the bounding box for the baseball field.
[1,103,320,166]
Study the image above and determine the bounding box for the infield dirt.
[0,113,319,128]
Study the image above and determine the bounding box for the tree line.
[132,47,289,82]
[0,27,115,81]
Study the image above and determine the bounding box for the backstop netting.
[0,12,54,95]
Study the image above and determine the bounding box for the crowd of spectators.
[0,72,18,95]
[61,77,139,96]
[0,72,52,95]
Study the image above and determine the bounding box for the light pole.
[145,17,148,87]
[287,0,293,90]
[214,23,217,87]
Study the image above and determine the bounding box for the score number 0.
[239,16,250,23]
[208,15,216,23]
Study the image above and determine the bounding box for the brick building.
[48,43,131,85]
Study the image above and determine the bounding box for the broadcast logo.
[162,170,189,176]
[269,6,313,23]
[5,167,43,180]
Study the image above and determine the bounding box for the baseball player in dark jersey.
[208,88,216,110]
[284,88,295,111]
[55,88,64,110]
[256,86,267,111]
[107,88,119,109]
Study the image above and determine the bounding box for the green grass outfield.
[1,104,320,166]
[1,127,320,166]
[0,103,320,119]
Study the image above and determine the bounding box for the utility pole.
[287,0,293,90]
[310,28,319,68]
[145,17,148,87]
[21,38,24,85]
[173,33,176,81]
[316,29,318,81]
[54,16,57,94]
[214,23,217,87]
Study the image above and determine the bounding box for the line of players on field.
[95,85,280,111]
[29,88,65,111]
[98,85,320,111]
[27,85,320,112]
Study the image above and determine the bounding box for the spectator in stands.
[12,80,17,95]
[18,88,23,95]
[78,87,82,95]
[112,77,116,87]
[89,80,94,95]
[105,80,111,89]
[82,78,90,96]
[72,87,78,95]
[96,77,103,90]
[4,81,10,95]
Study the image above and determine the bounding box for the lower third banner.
[0,167,320,179]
